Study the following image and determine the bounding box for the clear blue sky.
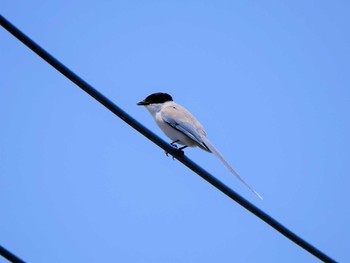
[1,1,349,262]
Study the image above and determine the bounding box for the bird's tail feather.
[201,137,263,200]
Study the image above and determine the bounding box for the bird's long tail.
[201,137,263,200]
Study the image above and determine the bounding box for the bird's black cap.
[137,92,173,105]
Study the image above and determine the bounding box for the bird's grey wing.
[161,106,209,150]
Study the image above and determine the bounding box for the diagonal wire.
[0,15,336,263]
[0,245,25,263]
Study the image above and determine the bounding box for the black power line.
[0,246,25,263]
[0,15,337,263]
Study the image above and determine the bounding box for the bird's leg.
[165,140,178,157]
[173,141,187,155]
[170,140,180,148]
[165,140,185,159]
[179,145,188,151]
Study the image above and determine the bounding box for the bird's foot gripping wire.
[170,140,180,148]
[165,141,186,159]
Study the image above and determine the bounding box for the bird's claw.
[170,140,179,148]
[176,149,185,157]
[165,140,186,159]
[165,148,184,159]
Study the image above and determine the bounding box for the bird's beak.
[137,100,148,106]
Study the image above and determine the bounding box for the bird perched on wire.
[137,92,262,199]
